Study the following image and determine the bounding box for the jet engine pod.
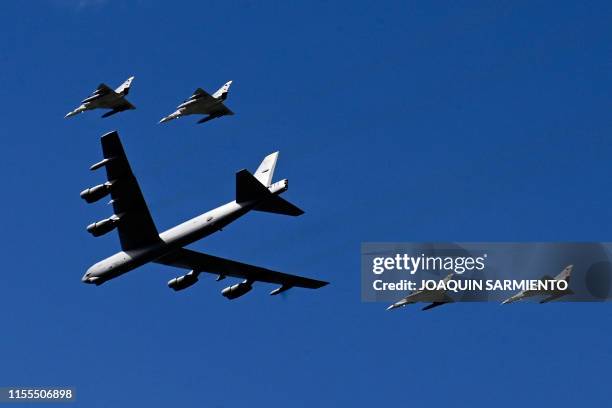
[86,216,119,237]
[167,270,199,291]
[80,182,112,203]
[221,280,253,300]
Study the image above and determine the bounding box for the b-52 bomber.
[501,265,573,304]
[159,81,234,124]
[386,273,455,311]
[65,76,135,118]
[81,131,328,299]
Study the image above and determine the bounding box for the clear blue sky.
[1,1,612,407]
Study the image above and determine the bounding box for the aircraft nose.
[82,268,100,284]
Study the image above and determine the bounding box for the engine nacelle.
[167,271,199,291]
[221,281,253,300]
[86,216,119,237]
[80,182,112,203]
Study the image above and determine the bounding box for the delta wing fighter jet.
[501,265,573,304]
[81,131,328,299]
[65,76,135,118]
[159,81,234,124]
[387,273,455,311]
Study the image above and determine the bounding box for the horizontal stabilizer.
[236,169,270,203]
[255,195,304,216]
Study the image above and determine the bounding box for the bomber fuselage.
[83,179,288,284]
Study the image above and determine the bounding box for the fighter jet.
[386,273,455,311]
[65,76,135,118]
[159,81,234,124]
[81,131,328,299]
[501,265,573,304]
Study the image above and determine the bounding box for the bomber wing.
[90,131,161,250]
[155,247,328,291]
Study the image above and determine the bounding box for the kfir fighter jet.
[159,81,234,124]
[81,131,327,299]
[65,76,135,118]
[387,273,455,311]
[501,265,573,304]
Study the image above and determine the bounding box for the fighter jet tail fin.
[555,264,573,282]
[212,80,232,99]
[115,76,135,96]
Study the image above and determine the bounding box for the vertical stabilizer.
[115,76,135,95]
[554,265,573,282]
[254,152,279,187]
[212,80,233,99]
[235,152,304,216]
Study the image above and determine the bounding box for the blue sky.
[1,1,612,406]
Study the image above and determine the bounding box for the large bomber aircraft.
[81,131,328,299]
[159,81,234,125]
[386,273,455,311]
[501,265,573,304]
[65,76,135,118]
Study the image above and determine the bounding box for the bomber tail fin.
[115,76,135,96]
[254,152,278,187]
[236,170,270,203]
[235,153,304,216]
